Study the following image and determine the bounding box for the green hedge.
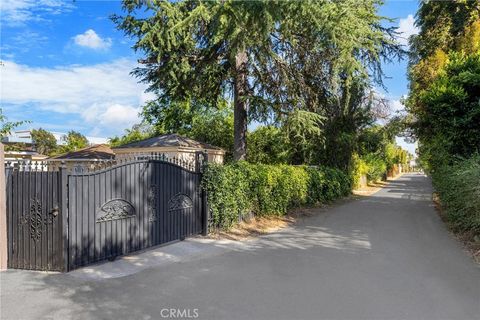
[202,162,351,229]
[432,154,480,236]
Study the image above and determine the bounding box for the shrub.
[351,153,369,188]
[432,154,480,236]
[202,162,351,229]
[201,163,250,229]
[364,153,387,182]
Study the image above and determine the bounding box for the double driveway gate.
[5,156,208,271]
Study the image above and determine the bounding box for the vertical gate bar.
[30,171,35,270]
[135,162,140,250]
[106,167,112,258]
[50,171,54,270]
[36,170,41,269]
[88,173,95,264]
[172,164,176,241]
[125,163,130,253]
[101,168,106,260]
[94,172,100,261]
[47,171,52,269]
[41,171,47,269]
[182,169,187,238]
[22,170,27,269]
[167,164,175,241]
[129,161,133,252]
[142,161,146,247]
[68,175,76,270]
[59,165,69,271]
[23,170,29,269]
[121,164,126,255]
[82,175,88,266]
[181,168,185,237]
[21,170,26,269]
[142,162,147,248]
[115,166,120,256]
[77,174,83,267]
[10,169,17,268]
[20,170,25,269]
[101,168,107,260]
[161,163,166,244]
[154,162,158,245]
[6,167,12,268]
[119,165,123,255]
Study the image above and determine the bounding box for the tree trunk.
[233,49,248,161]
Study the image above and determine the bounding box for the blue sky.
[0,0,419,153]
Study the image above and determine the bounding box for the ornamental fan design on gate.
[19,197,56,243]
[168,193,193,211]
[96,199,135,222]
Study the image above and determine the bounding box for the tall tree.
[61,131,88,153]
[407,1,480,170]
[31,128,58,155]
[113,0,401,162]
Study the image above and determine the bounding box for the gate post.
[0,143,6,271]
[59,162,69,272]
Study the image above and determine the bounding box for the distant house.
[112,134,225,164]
[50,144,115,161]
[47,144,115,171]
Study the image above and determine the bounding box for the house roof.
[51,144,115,160]
[112,134,223,151]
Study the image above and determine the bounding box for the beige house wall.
[0,143,7,270]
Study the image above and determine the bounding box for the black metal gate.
[6,168,67,271]
[5,156,207,271]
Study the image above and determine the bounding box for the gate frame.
[5,154,210,272]
[59,163,69,272]
[0,143,6,271]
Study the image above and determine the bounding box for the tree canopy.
[407,1,480,171]
[60,131,89,153]
[31,128,58,156]
[113,0,402,162]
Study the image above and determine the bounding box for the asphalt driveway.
[1,173,479,320]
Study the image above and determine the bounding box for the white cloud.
[1,59,150,136]
[390,99,405,113]
[0,0,73,26]
[397,14,420,46]
[73,29,112,50]
[82,103,141,128]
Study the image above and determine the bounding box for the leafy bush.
[432,154,480,236]
[202,162,351,229]
[246,126,288,164]
[351,153,369,188]
[364,153,387,182]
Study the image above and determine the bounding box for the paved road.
[1,173,479,320]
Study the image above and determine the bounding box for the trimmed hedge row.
[432,155,480,236]
[202,162,351,229]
